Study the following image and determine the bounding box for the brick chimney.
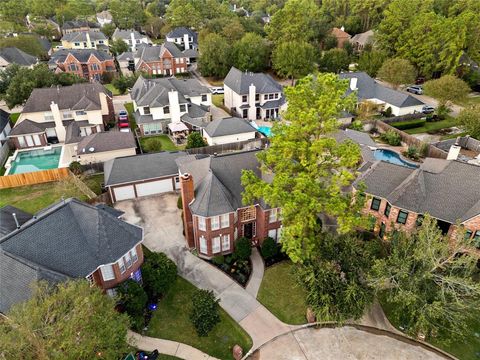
[180,173,195,248]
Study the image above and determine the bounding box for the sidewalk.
[245,247,264,298]
[128,330,220,360]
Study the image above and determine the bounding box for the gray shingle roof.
[204,117,257,137]
[22,82,110,113]
[77,131,136,155]
[333,129,377,147]
[166,27,198,43]
[61,30,107,42]
[0,109,10,132]
[134,43,183,68]
[176,150,262,217]
[62,20,100,30]
[354,160,480,223]
[339,72,424,108]
[113,28,147,41]
[49,49,113,65]
[0,206,32,237]
[9,120,56,136]
[0,47,37,66]
[104,151,186,186]
[0,198,143,279]
[224,66,283,95]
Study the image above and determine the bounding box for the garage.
[136,179,173,197]
[113,185,136,201]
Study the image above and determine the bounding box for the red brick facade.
[55,53,116,82]
[137,48,187,76]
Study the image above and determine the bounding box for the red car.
[118,110,129,129]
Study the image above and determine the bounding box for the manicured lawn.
[457,95,480,107]
[380,298,480,360]
[257,261,307,325]
[124,102,137,129]
[9,113,20,124]
[147,277,252,360]
[0,174,104,213]
[403,116,457,134]
[105,83,122,96]
[140,135,179,152]
[83,173,104,195]
[212,94,224,108]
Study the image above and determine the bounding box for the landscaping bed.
[210,255,252,287]
[140,135,181,152]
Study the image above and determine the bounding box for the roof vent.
[12,213,20,229]
[180,172,190,180]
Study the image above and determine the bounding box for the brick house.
[354,159,480,252]
[176,150,282,258]
[0,199,144,313]
[330,27,351,49]
[48,49,116,82]
[135,42,188,76]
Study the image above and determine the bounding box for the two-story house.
[131,76,211,136]
[165,27,198,63]
[0,198,144,313]
[354,158,480,252]
[224,66,286,121]
[61,20,101,35]
[61,30,109,51]
[112,29,151,52]
[134,42,188,76]
[177,150,282,257]
[0,47,38,70]
[48,49,116,82]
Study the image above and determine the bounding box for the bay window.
[125,252,132,268]
[100,264,115,281]
[199,235,207,254]
[118,257,126,274]
[131,247,138,262]
[211,216,220,230]
[198,216,206,231]
[212,236,221,253]
[220,214,229,228]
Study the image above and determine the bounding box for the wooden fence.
[185,137,269,155]
[0,167,71,189]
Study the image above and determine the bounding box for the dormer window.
[163,106,170,114]
[242,95,248,103]
[179,104,187,112]
[143,106,151,115]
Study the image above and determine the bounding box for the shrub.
[186,132,207,149]
[177,195,183,209]
[349,120,363,131]
[142,252,177,300]
[234,237,252,261]
[380,130,402,146]
[142,137,163,153]
[69,161,83,175]
[212,255,225,265]
[391,119,426,130]
[261,237,279,260]
[405,146,419,160]
[419,142,429,158]
[383,107,392,117]
[190,289,220,337]
[117,279,148,330]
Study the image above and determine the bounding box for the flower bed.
[210,255,252,287]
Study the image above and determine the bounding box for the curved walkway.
[245,247,264,298]
[128,330,220,360]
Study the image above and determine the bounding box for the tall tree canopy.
[272,41,316,84]
[0,280,130,359]
[241,73,365,262]
[198,33,232,78]
[377,58,416,89]
[233,33,271,72]
[110,0,147,29]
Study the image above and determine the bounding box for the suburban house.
[330,27,351,49]
[48,49,116,82]
[224,66,286,121]
[0,110,12,167]
[202,117,258,145]
[165,27,198,63]
[61,30,109,51]
[177,150,282,257]
[112,29,151,52]
[96,10,113,26]
[0,198,144,313]
[61,20,101,35]
[354,158,480,250]
[0,47,37,70]
[350,30,375,51]
[339,72,424,116]
[104,151,185,202]
[131,76,211,137]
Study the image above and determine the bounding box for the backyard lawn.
[9,113,20,124]
[104,83,122,96]
[257,262,307,325]
[212,94,224,108]
[0,174,104,213]
[140,135,181,152]
[147,277,252,360]
[403,116,457,135]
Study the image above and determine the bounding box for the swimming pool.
[374,149,418,168]
[257,126,272,137]
[8,147,62,175]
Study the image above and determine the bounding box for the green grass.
[457,95,480,107]
[123,102,137,130]
[83,174,104,195]
[403,116,457,134]
[204,77,224,86]
[147,277,252,360]
[0,174,103,214]
[140,135,179,152]
[380,298,480,360]
[104,83,122,96]
[9,113,20,124]
[158,356,182,360]
[440,131,468,140]
[212,94,224,108]
[257,261,307,325]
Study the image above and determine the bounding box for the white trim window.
[212,236,221,253]
[131,247,138,263]
[198,216,206,231]
[221,214,229,228]
[44,112,54,121]
[268,229,277,240]
[125,252,132,268]
[118,257,126,274]
[269,208,278,223]
[211,216,220,230]
[100,264,115,281]
[199,235,207,254]
[222,234,230,251]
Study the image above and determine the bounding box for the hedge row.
[391,119,426,130]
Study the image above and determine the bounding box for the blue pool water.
[257,126,272,137]
[374,149,418,168]
[9,147,62,174]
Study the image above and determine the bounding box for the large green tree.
[272,41,316,84]
[377,58,416,89]
[0,280,130,359]
[357,50,388,77]
[319,49,350,74]
[423,75,470,111]
[198,33,232,78]
[369,216,480,341]
[186,132,208,149]
[458,105,480,139]
[241,73,365,262]
[110,0,147,29]
[232,33,271,72]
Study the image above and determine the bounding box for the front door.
[243,222,253,239]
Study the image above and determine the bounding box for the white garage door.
[135,179,172,197]
[114,185,136,201]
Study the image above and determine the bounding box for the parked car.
[415,77,426,85]
[406,85,423,95]
[422,105,435,114]
[210,87,224,95]
[118,110,128,120]
[118,118,130,129]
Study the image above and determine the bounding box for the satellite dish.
[89,147,95,152]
